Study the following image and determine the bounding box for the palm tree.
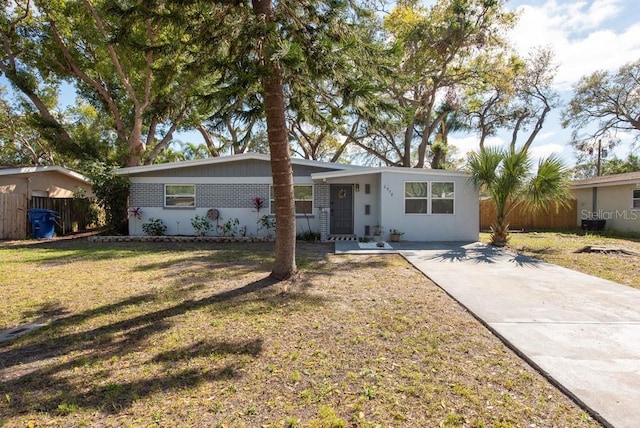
[252,0,297,280]
[467,147,572,246]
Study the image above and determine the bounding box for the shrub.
[258,215,275,236]
[86,162,130,234]
[73,188,102,229]
[297,231,321,241]
[217,217,239,237]
[142,218,167,236]
[191,215,212,236]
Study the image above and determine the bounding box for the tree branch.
[48,20,127,142]
[197,125,220,157]
[81,0,140,110]
[0,33,79,154]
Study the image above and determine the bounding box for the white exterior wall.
[314,169,479,241]
[128,176,320,237]
[353,174,381,237]
[130,207,275,237]
[574,187,593,227]
[379,171,479,242]
[574,184,640,232]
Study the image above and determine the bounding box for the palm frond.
[466,146,503,191]
[524,154,572,211]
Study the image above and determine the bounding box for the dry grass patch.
[0,240,599,427]
[484,231,640,288]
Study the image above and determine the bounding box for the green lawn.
[0,239,600,427]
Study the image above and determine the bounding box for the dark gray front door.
[330,184,353,235]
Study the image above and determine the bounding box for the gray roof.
[311,166,469,180]
[571,171,640,189]
[118,152,359,176]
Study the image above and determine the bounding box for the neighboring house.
[0,165,93,199]
[571,171,640,232]
[119,153,479,242]
[0,166,94,240]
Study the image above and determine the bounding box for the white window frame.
[164,184,196,208]
[633,189,640,210]
[404,181,429,215]
[270,184,314,215]
[430,181,455,215]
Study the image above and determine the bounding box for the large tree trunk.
[126,119,145,167]
[402,118,414,167]
[252,0,297,280]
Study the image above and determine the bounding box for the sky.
[449,0,640,165]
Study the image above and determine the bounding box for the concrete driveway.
[398,242,640,428]
[335,240,640,428]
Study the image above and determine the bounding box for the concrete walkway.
[335,241,640,428]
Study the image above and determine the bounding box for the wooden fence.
[0,195,96,240]
[29,196,95,236]
[479,198,578,231]
[0,194,28,240]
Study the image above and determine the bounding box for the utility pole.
[596,139,602,176]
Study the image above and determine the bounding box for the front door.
[330,184,354,235]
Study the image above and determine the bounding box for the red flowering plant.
[252,197,265,212]
[129,207,143,235]
[129,207,143,219]
[253,197,267,236]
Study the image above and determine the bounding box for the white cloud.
[508,0,640,89]
[559,0,621,30]
[532,131,556,143]
[448,135,504,158]
[529,143,565,160]
[446,135,569,168]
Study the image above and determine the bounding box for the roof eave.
[312,167,470,180]
[0,166,91,184]
[118,153,357,176]
[571,179,640,189]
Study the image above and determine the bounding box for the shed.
[0,166,94,239]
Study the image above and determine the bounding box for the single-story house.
[118,153,479,242]
[0,166,94,240]
[571,171,640,232]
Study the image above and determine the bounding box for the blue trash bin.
[28,208,58,238]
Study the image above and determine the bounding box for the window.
[405,182,428,214]
[270,185,313,215]
[165,184,195,207]
[431,182,454,214]
[364,184,371,194]
[633,189,640,209]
